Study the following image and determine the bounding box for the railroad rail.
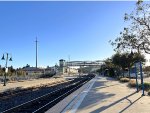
[2,74,95,113]
[0,80,67,100]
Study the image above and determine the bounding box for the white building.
[144,54,150,66]
[22,67,44,75]
[22,66,57,76]
[66,67,78,74]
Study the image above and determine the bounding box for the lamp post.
[1,53,12,86]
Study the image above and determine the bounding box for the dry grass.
[128,79,137,87]
[120,78,130,83]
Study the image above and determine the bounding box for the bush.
[139,82,150,91]
[40,73,56,78]
[129,79,137,87]
[144,83,150,91]
[148,90,150,96]
[128,80,150,94]
[117,76,122,80]
[120,78,130,83]
[117,77,121,81]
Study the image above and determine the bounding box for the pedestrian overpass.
[65,60,104,66]
[58,59,105,74]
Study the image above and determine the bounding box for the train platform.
[47,75,150,113]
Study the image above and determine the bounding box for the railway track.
[0,80,67,100]
[1,74,95,113]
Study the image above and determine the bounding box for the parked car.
[131,72,147,78]
[124,72,135,77]
[124,72,147,78]
[138,72,147,77]
[130,73,136,78]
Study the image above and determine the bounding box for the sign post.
[139,61,145,96]
[135,61,145,96]
[134,63,139,92]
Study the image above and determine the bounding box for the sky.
[0,1,138,68]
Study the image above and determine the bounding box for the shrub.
[117,76,122,80]
[139,82,150,91]
[129,79,137,87]
[120,78,130,83]
[117,77,120,81]
[144,83,150,91]
[40,73,55,78]
[148,90,150,96]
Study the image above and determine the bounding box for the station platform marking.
[61,75,98,113]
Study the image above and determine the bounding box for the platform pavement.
[47,75,150,113]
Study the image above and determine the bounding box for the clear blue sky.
[0,1,137,68]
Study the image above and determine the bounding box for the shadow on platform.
[90,91,142,113]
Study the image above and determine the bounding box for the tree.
[0,65,3,76]
[104,58,114,68]
[8,66,16,76]
[96,68,102,74]
[112,52,128,77]
[110,1,150,54]
[111,52,145,78]
[26,64,30,67]
[103,58,116,77]
[16,68,25,76]
[78,68,81,74]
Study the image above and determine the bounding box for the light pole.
[1,53,12,86]
[68,55,70,76]
[35,37,38,69]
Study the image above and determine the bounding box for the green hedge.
[139,82,150,91]
[148,91,150,96]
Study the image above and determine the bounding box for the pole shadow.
[91,91,138,113]
[119,96,142,113]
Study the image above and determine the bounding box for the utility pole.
[68,55,70,76]
[35,37,38,68]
